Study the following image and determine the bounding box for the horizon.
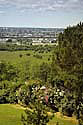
[0,21,82,29]
[0,26,64,28]
[0,22,81,29]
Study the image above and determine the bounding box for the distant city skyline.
[0,0,83,28]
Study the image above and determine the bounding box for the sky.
[0,0,83,28]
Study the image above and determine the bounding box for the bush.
[33,54,42,59]
[26,53,31,56]
[21,100,54,125]
[19,54,23,58]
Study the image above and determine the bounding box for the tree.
[6,39,12,43]
[52,23,83,125]
[39,62,51,83]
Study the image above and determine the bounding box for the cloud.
[0,0,82,12]
[0,10,5,14]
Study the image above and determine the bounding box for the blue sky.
[0,0,83,28]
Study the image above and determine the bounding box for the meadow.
[0,50,52,65]
[0,50,52,80]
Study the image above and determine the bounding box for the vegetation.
[21,100,53,125]
[0,22,83,125]
[0,104,23,125]
[52,22,83,124]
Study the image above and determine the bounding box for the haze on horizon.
[0,0,83,28]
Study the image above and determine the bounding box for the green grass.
[0,104,78,125]
[0,50,52,72]
[0,104,23,125]
[0,51,52,65]
[0,50,52,80]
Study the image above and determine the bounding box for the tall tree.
[52,23,83,125]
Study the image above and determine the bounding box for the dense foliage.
[52,22,83,125]
[0,43,55,52]
[21,100,53,125]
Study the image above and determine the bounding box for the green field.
[0,104,23,125]
[0,50,52,64]
[0,50,52,74]
[0,104,78,125]
[0,50,52,80]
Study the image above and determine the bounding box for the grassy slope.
[0,104,78,125]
